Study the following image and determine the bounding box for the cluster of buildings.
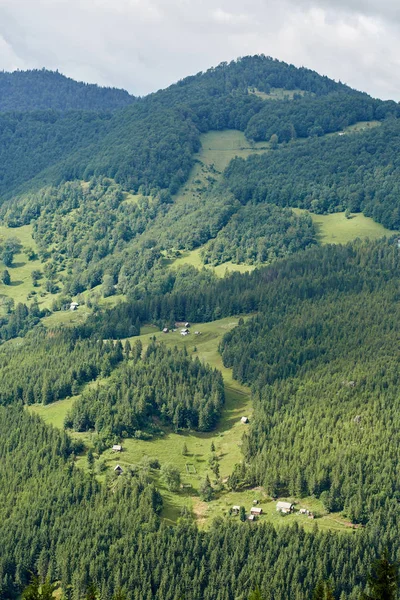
[162,322,202,336]
[231,500,314,521]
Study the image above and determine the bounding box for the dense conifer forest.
[65,341,225,436]
[1,57,400,599]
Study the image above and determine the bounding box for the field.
[293,209,396,244]
[29,315,350,532]
[0,224,54,312]
[169,247,257,277]
[248,87,308,100]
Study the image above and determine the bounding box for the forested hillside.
[65,341,224,435]
[219,240,400,523]
[1,56,400,600]
[225,118,400,229]
[0,69,134,111]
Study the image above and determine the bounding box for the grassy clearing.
[341,120,381,134]
[173,130,268,220]
[169,247,257,277]
[293,209,396,245]
[248,88,308,101]
[30,396,77,429]
[31,315,350,531]
[0,224,52,311]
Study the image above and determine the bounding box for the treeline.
[65,341,225,435]
[219,240,400,522]
[2,407,400,600]
[0,69,134,112]
[80,237,400,338]
[244,92,398,142]
[0,328,123,405]
[1,55,398,204]
[225,118,400,229]
[201,204,316,265]
[0,300,45,341]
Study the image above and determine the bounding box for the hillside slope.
[0,68,134,111]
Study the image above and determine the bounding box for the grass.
[30,396,77,429]
[0,224,53,311]
[169,248,257,277]
[293,209,396,245]
[248,87,308,101]
[29,315,351,532]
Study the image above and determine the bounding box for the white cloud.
[0,0,399,99]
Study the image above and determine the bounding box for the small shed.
[181,331,189,336]
[253,499,259,505]
[248,514,256,521]
[299,508,308,515]
[114,465,123,475]
[184,322,190,328]
[241,416,249,424]
[70,301,79,311]
[276,501,294,514]
[232,505,240,515]
[162,327,169,333]
[112,444,122,452]
[250,507,263,516]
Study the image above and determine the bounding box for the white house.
[241,416,249,424]
[276,501,294,514]
[250,507,263,516]
[70,302,79,311]
[112,445,122,452]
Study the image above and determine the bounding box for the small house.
[70,302,79,311]
[276,501,294,514]
[299,508,308,515]
[184,322,190,328]
[194,331,200,335]
[253,499,258,505]
[112,445,122,452]
[248,514,256,521]
[162,328,169,333]
[181,331,189,336]
[241,416,249,424]
[232,505,240,515]
[250,507,263,516]
[114,465,123,475]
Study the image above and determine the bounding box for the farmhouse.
[112,445,122,452]
[114,465,123,474]
[250,507,262,516]
[241,416,249,424]
[70,302,79,311]
[276,501,294,514]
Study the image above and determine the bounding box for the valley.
[30,315,350,532]
[2,56,400,599]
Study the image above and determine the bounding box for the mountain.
[1,56,400,600]
[0,68,135,111]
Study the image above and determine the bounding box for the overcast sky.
[0,0,399,100]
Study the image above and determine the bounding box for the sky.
[0,0,400,100]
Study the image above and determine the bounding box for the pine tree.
[361,551,399,600]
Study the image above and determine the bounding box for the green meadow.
[0,224,52,311]
[293,209,396,245]
[29,315,350,532]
